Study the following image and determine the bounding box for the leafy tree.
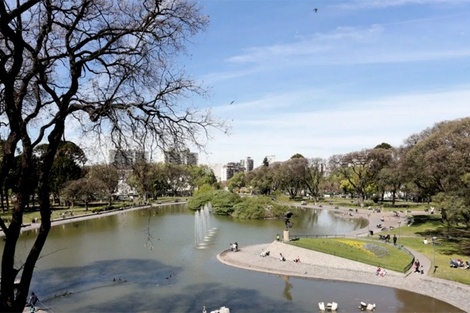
[129,160,157,201]
[61,177,108,211]
[188,165,217,193]
[0,1,223,310]
[87,164,119,206]
[188,190,241,215]
[165,163,191,196]
[376,147,404,205]
[329,148,391,202]
[403,118,470,206]
[227,172,245,192]
[246,166,273,195]
[279,157,307,199]
[35,142,86,204]
[302,158,326,201]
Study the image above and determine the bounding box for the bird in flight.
[313,8,318,13]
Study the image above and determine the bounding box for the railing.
[290,234,346,240]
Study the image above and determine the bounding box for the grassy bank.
[289,237,413,273]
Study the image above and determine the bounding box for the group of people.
[229,242,239,252]
[277,253,300,263]
[375,267,387,277]
[414,259,424,274]
[378,234,398,245]
[450,259,470,269]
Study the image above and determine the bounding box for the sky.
[177,0,470,167]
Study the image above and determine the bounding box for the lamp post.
[432,236,437,272]
[398,221,401,239]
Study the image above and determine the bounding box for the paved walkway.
[217,205,470,312]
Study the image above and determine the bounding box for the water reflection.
[2,204,463,312]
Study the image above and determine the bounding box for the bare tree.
[0,1,224,311]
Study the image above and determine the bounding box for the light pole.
[398,221,401,239]
[432,236,437,273]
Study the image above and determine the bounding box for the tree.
[246,166,273,195]
[188,165,217,193]
[35,142,86,204]
[329,148,391,202]
[403,118,470,221]
[0,1,223,311]
[279,157,308,199]
[227,172,245,193]
[302,158,326,201]
[87,164,119,206]
[61,177,108,211]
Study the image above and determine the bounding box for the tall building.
[239,157,254,172]
[221,162,245,181]
[109,149,148,168]
[157,148,198,165]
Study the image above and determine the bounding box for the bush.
[187,190,241,215]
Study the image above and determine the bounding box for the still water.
[7,204,462,312]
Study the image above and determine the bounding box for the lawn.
[289,237,413,273]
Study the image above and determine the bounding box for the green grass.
[365,214,470,285]
[289,237,413,273]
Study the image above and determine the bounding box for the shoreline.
[9,201,470,311]
[3,202,178,237]
[217,205,470,312]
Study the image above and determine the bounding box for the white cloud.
[202,86,470,165]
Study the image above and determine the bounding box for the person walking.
[28,292,38,312]
[393,234,397,245]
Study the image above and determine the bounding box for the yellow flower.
[336,239,374,256]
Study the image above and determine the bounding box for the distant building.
[157,148,198,165]
[240,157,254,172]
[221,162,245,181]
[109,149,148,168]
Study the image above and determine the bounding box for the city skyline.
[179,0,470,168]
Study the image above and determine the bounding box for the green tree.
[61,177,107,211]
[404,118,470,225]
[188,165,217,193]
[227,172,246,192]
[279,157,307,199]
[87,164,120,206]
[302,158,326,201]
[35,142,86,204]
[246,166,273,195]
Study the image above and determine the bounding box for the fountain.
[195,203,218,249]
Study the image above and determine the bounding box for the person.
[279,253,286,262]
[234,242,239,251]
[293,256,301,263]
[414,259,421,273]
[28,292,38,312]
[393,234,397,245]
[276,234,280,241]
[376,267,381,276]
[423,238,428,245]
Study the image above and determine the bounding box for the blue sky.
[179,0,470,167]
